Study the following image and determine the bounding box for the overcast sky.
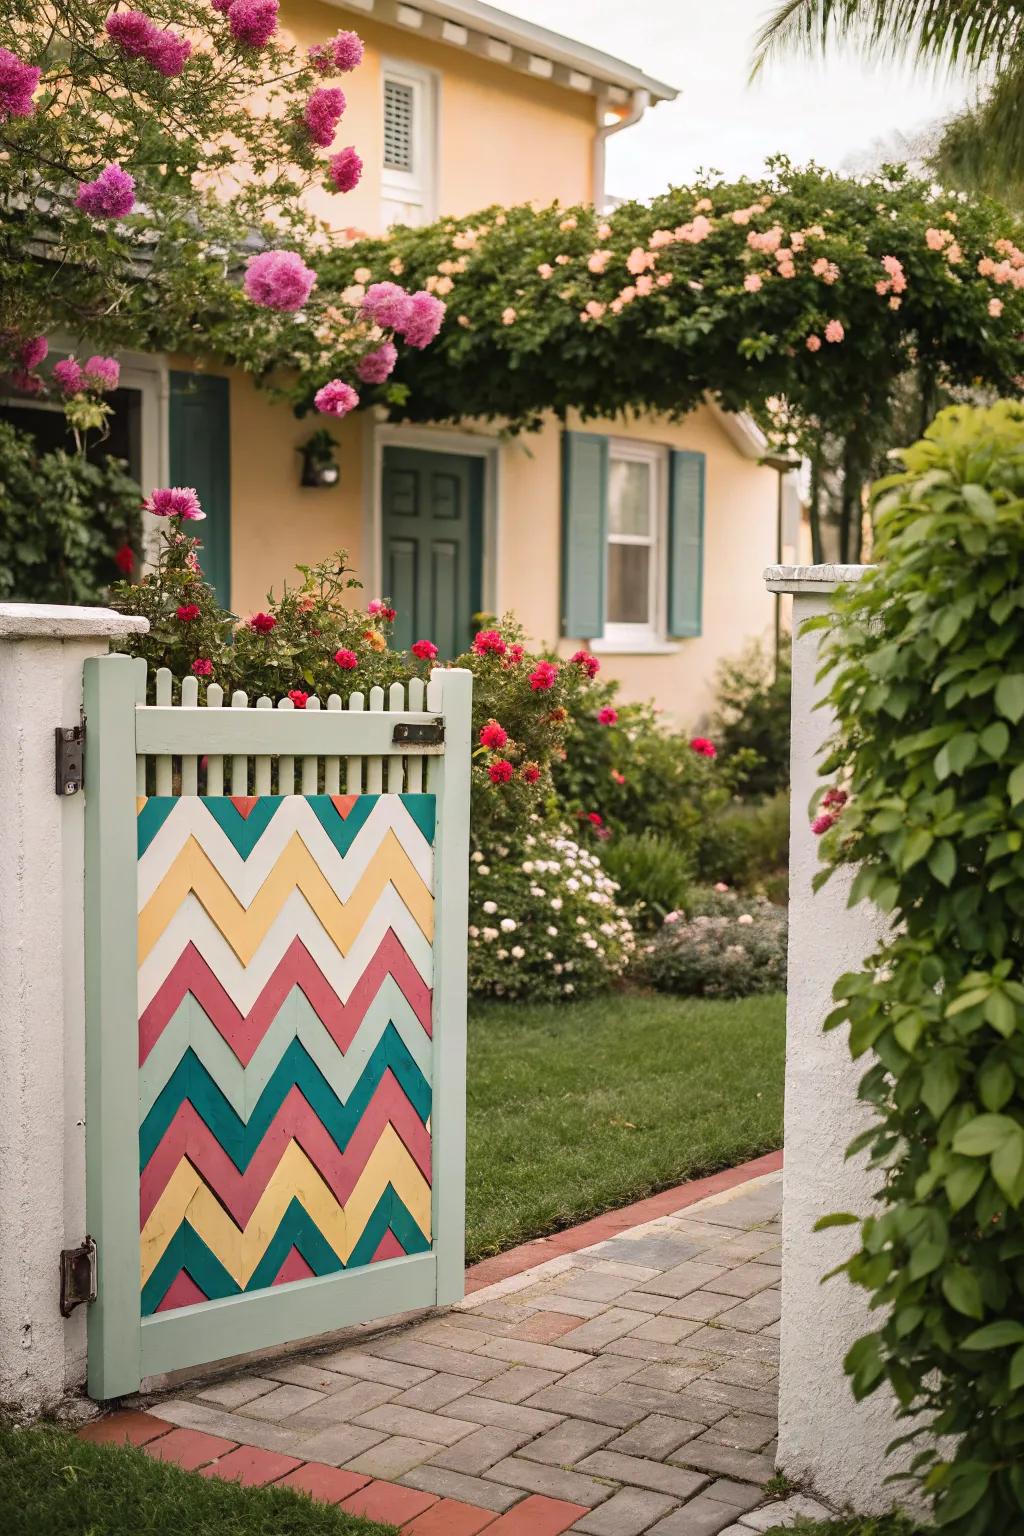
[501,0,977,201]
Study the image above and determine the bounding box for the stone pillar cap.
[0,604,149,640]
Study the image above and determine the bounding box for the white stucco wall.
[767,564,917,1513]
[0,605,146,1415]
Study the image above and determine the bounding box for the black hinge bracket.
[56,722,85,796]
[59,1236,97,1317]
[392,720,445,747]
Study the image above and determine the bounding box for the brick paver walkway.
[99,1170,829,1534]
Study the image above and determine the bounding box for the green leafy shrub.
[0,420,141,603]
[696,792,791,891]
[635,891,787,999]
[711,639,792,797]
[468,825,634,1002]
[816,399,1024,1533]
[599,832,694,931]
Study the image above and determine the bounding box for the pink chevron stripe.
[272,1247,315,1286]
[372,1230,407,1262]
[139,931,433,1067]
[156,1271,207,1312]
[139,1074,432,1227]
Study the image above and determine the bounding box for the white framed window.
[604,439,667,647]
[381,60,438,228]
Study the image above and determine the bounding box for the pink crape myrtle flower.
[76,164,136,219]
[106,13,191,75]
[314,379,359,417]
[411,639,437,661]
[10,368,43,394]
[529,661,558,692]
[144,486,205,520]
[479,719,509,750]
[824,319,845,344]
[356,342,397,384]
[690,737,717,758]
[328,146,362,193]
[304,86,345,147]
[334,648,358,669]
[398,291,446,349]
[472,629,506,658]
[811,811,837,835]
[83,355,120,390]
[806,334,822,352]
[821,787,848,809]
[147,29,191,75]
[488,759,513,784]
[361,281,413,330]
[0,48,41,121]
[191,658,213,677]
[228,0,278,48]
[743,273,763,293]
[597,707,618,726]
[309,29,364,72]
[244,249,316,311]
[18,335,47,370]
[52,358,84,394]
[570,649,600,678]
[990,298,1004,318]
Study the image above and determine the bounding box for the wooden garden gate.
[82,656,472,1400]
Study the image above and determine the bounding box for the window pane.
[384,79,415,171]
[608,458,650,537]
[608,543,650,625]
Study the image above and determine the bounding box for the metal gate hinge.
[55,722,85,795]
[59,1236,97,1317]
[392,720,445,747]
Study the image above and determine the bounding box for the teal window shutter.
[667,449,705,638]
[561,431,608,639]
[169,372,231,608]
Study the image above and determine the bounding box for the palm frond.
[751,0,1024,79]
[933,62,1024,206]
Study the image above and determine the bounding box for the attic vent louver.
[384,78,415,171]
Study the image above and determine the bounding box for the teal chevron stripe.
[139,980,432,1125]
[141,1186,431,1315]
[198,797,287,858]
[307,794,435,855]
[140,1025,432,1171]
[137,797,178,857]
[397,794,435,846]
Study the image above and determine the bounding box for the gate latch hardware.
[55,723,85,796]
[392,720,445,747]
[59,1236,97,1317]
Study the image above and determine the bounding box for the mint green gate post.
[84,660,472,1399]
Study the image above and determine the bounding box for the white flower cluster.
[467,825,635,1002]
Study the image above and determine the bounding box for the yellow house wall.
[279,0,595,234]
[216,366,778,726]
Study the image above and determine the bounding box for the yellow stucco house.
[104,2,800,720]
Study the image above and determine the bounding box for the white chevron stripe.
[138,887,433,1014]
[139,979,433,1123]
[138,797,433,909]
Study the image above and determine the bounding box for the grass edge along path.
[766,1519,925,1535]
[466,990,786,1263]
[0,1420,397,1536]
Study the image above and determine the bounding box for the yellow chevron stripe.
[139,1127,432,1286]
[138,829,433,965]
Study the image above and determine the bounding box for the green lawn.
[465,990,786,1263]
[0,1424,394,1536]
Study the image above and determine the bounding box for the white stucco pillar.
[766,564,913,1513]
[0,605,147,1415]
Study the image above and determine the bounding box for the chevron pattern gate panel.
[136,793,436,1316]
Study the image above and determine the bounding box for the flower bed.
[635,889,788,999]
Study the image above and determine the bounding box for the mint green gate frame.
[83,658,472,1400]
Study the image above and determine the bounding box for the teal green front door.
[382,447,484,657]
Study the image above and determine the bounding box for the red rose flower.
[479,719,508,750]
[529,661,558,691]
[334,648,358,669]
[587,811,603,826]
[176,603,201,622]
[570,649,600,678]
[473,628,507,657]
[288,690,309,709]
[411,639,438,661]
[690,737,717,758]
[191,658,213,677]
[248,611,277,634]
[597,706,618,725]
[521,762,541,784]
[812,812,837,835]
[488,759,514,784]
[114,543,134,575]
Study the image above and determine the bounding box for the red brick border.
[464,1149,784,1293]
